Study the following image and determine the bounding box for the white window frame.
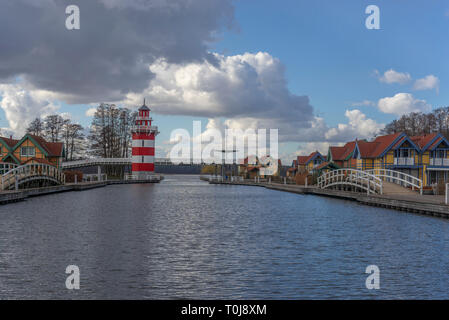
[21,146,35,157]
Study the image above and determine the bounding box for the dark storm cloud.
[0,0,234,103]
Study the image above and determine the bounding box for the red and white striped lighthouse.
[131,100,159,179]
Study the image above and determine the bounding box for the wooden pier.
[209,180,449,219]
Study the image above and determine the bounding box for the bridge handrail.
[317,168,383,194]
[61,158,198,168]
[365,168,423,195]
[1,163,65,190]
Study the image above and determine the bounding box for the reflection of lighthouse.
[131,99,158,179]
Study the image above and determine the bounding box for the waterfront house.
[327,141,357,168]
[411,133,449,185]
[324,132,449,187]
[0,134,64,172]
[286,159,298,177]
[296,151,326,173]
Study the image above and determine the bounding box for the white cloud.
[0,82,60,136]
[376,69,412,84]
[324,109,383,142]
[122,52,314,140]
[85,107,97,117]
[413,74,439,93]
[377,93,431,116]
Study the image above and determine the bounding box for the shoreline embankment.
[209,180,449,219]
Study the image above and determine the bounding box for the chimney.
[9,135,12,139]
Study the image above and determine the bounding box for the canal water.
[0,175,448,299]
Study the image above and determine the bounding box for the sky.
[0,0,448,163]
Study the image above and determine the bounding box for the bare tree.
[44,115,67,142]
[88,104,136,177]
[27,117,45,136]
[62,122,85,161]
[380,107,449,138]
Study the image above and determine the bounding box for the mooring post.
[305,177,308,187]
[97,165,101,181]
[15,175,18,191]
[446,183,449,205]
[74,174,77,184]
[284,177,286,185]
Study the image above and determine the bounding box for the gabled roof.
[1,134,64,164]
[314,161,340,171]
[0,137,19,149]
[411,133,449,151]
[13,134,64,157]
[292,159,297,167]
[356,133,408,158]
[297,151,324,165]
[410,133,438,150]
[329,141,357,161]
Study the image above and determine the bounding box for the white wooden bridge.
[1,163,65,191]
[317,168,423,195]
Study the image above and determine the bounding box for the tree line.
[380,107,449,139]
[26,103,137,163]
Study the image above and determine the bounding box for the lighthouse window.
[142,140,144,147]
[142,156,144,162]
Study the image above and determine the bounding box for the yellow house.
[411,133,449,185]
[0,134,64,171]
[327,132,449,186]
[296,151,326,173]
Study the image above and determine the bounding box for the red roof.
[410,133,438,150]
[0,137,19,148]
[329,141,357,161]
[28,134,64,157]
[297,151,322,165]
[314,161,329,170]
[354,133,403,159]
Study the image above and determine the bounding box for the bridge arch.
[1,163,65,190]
[317,169,383,194]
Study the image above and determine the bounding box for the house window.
[435,150,446,158]
[21,146,35,157]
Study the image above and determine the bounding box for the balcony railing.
[394,157,415,165]
[430,158,449,166]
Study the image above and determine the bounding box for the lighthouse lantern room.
[131,99,159,179]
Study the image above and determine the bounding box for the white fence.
[365,168,423,195]
[430,158,449,166]
[394,157,415,165]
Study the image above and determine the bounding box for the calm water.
[0,175,448,299]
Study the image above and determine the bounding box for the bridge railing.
[365,168,423,195]
[61,158,131,168]
[1,163,65,190]
[318,168,383,194]
[0,162,18,175]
